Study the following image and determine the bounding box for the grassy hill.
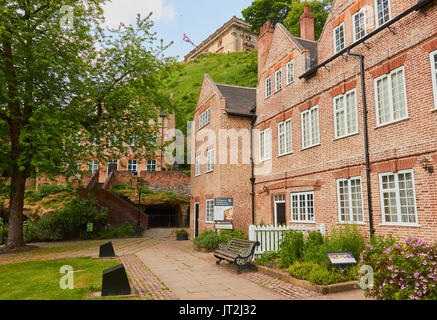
[165,51,258,134]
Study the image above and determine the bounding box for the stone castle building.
[184,16,258,61]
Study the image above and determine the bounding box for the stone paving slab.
[135,239,321,300]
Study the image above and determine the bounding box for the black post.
[347,49,375,237]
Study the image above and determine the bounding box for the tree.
[242,0,293,33]
[242,0,333,40]
[0,0,175,249]
[283,0,333,40]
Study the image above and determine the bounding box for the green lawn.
[0,257,120,300]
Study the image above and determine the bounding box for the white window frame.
[259,128,272,162]
[374,66,408,127]
[146,160,156,172]
[127,159,137,172]
[265,76,272,99]
[333,89,359,139]
[206,199,214,223]
[378,170,419,227]
[301,106,320,150]
[375,0,391,27]
[336,177,365,224]
[277,118,292,157]
[195,155,201,177]
[431,50,437,110]
[286,60,294,85]
[275,69,282,92]
[333,23,345,54]
[290,191,315,223]
[199,108,211,129]
[206,149,215,173]
[89,160,99,173]
[352,8,366,42]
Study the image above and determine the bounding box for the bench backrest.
[226,239,259,255]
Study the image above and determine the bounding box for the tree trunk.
[7,168,26,249]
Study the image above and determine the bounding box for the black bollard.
[101,264,131,296]
[99,242,116,258]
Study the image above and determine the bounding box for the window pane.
[391,69,407,120]
[377,0,390,26]
[285,120,292,153]
[346,91,357,134]
[311,108,319,145]
[302,112,310,148]
[377,76,390,124]
[354,11,366,41]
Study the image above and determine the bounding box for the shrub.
[218,229,247,244]
[24,197,108,242]
[254,250,280,266]
[193,230,220,250]
[288,261,319,280]
[325,224,365,261]
[280,230,305,268]
[25,184,73,201]
[308,265,344,285]
[111,183,132,196]
[360,237,437,300]
[99,223,136,239]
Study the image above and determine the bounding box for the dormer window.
[375,0,391,27]
[333,23,345,53]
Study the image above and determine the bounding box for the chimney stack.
[258,21,274,78]
[300,5,315,41]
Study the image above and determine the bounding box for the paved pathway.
[135,238,321,300]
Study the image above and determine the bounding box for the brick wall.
[253,1,437,242]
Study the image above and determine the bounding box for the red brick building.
[190,74,256,238]
[254,0,437,242]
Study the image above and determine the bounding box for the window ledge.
[277,151,293,158]
[336,222,366,226]
[205,221,214,224]
[286,81,294,87]
[333,132,360,141]
[205,170,214,174]
[374,117,410,129]
[432,108,437,113]
[275,88,282,94]
[379,223,421,228]
[300,143,321,151]
[289,221,316,225]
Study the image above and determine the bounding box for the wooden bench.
[213,238,260,274]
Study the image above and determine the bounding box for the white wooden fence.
[248,224,326,257]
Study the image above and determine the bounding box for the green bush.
[280,230,305,268]
[176,229,188,236]
[193,230,220,250]
[325,225,365,261]
[254,250,280,266]
[24,197,108,242]
[98,223,136,239]
[218,229,247,244]
[25,184,73,201]
[288,261,319,280]
[308,265,344,285]
[111,183,132,196]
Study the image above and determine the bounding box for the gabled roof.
[276,23,318,70]
[215,83,257,118]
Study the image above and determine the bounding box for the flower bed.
[253,225,364,287]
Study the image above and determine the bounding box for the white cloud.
[102,0,176,28]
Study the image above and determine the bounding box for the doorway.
[194,202,199,238]
[107,160,118,177]
[273,195,286,226]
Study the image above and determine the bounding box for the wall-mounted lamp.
[263,185,270,194]
[420,158,433,174]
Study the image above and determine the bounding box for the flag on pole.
[183,33,196,47]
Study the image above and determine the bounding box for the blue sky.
[102,0,254,61]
